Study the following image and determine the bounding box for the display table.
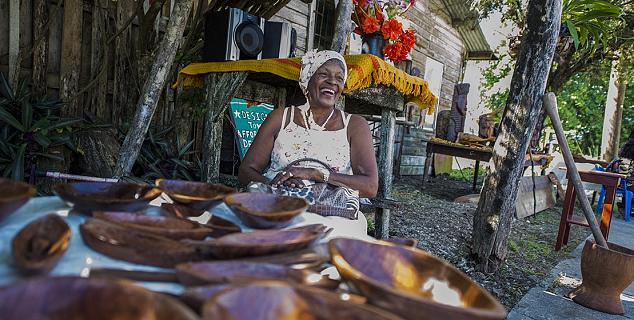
[0,196,371,293]
[422,138,553,191]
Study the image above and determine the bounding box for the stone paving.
[507,218,634,319]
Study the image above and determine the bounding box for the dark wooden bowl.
[0,276,199,320]
[0,178,36,222]
[329,238,507,320]
[93,211,212,240]
[224,193,308,229]
[202,281,401,320]
[175,261,338,289]
[161,203,205,219]
[156,179,236,211]
[206,215,241,238]
[54,182,161,214]
[11,214,71,274]
[80,218,201,268]
[186,226,329,259]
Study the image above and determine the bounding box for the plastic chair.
[595,166,633,221]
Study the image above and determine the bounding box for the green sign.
[229,98,274,159]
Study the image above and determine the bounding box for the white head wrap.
[298,50,348,96]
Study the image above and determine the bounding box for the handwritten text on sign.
[229,98,274,159]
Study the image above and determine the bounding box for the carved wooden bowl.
[11,214,71,274]
[224,193,308,229]
[206,215,241,238]
[93,211,212,240]
[202,281,401,320]
[0,178,36,222]
[329,238,507,320]
[186,225,329,259]
[175,261,338,289]
[80,218,201,268]
[156,179,236,211]
[161,203,205,219]
[54,182,161,214]
[0,276,199,320]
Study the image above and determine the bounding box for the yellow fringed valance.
[173,54,438,114]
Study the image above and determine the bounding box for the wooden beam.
[375,109,396,239]
[59,0,83,116]
[114,0,194,177]
[31,0,49,99]
[201,72,248,182]
[8,0,20,88]
[330,0,353,54]
[90,0,109,122]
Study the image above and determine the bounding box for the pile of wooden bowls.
[3,178,508,320]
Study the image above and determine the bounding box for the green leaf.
[0,73,14,101]
[566,21,579,50]
[33,133,52,148]
[34,152,64,161]
[21,101,33,129]
[0,107,25,131]
[11,143,26,181]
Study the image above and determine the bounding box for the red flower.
[400,28,416,50]
[362,16,381,34]
[384,42,409,62]
[381,19,403,41]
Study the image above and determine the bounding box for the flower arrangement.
[352,0,417,62]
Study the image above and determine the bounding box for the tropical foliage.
[0,73,80,183]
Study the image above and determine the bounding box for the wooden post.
[375,109,396,239]
[90,0,109,122]
[600,59,626,161]
[544,93,608,248]
[8,0,20,88]
[114,0,194,177]
[472,0,562,273]
[59,0,83,116]
[32,0,49,99]
[330,0,353,54]
[201,72,248,182]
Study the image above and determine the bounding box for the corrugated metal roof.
[439,0,495,60]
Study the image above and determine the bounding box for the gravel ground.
[370,174,589,310]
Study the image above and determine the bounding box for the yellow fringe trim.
[173,54,437,114]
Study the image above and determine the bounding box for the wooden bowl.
[93,211,212,240]
[0,276,198,320]
[175,261,338,289]
[161,203,205,219]
[156,179,236,211]
[202,281,401,320]
[186,226,329,259]
[80,218,201,268]
[224,193,308,229]
[11,214,71,274]
[329,238,507,320]
[0,178,36,222]
[206,215,241,238]
[54,182,161,214]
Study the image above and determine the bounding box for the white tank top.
[263,106,353,180]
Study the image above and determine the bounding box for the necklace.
[300,105,335,131]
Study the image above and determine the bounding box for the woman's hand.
[271,167,322,187]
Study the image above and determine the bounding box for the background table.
[0,195,371,293]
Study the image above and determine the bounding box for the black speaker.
[262,21,297,59]
[203,8,265,62]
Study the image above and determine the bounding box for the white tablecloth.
[0,195,371,294]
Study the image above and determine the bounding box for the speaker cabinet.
[262,21,297,59]
[203,8,265,62]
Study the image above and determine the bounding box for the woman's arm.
[329,115,378,197]
[237,108,284,186]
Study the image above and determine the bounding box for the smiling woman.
[238,50,378,213]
